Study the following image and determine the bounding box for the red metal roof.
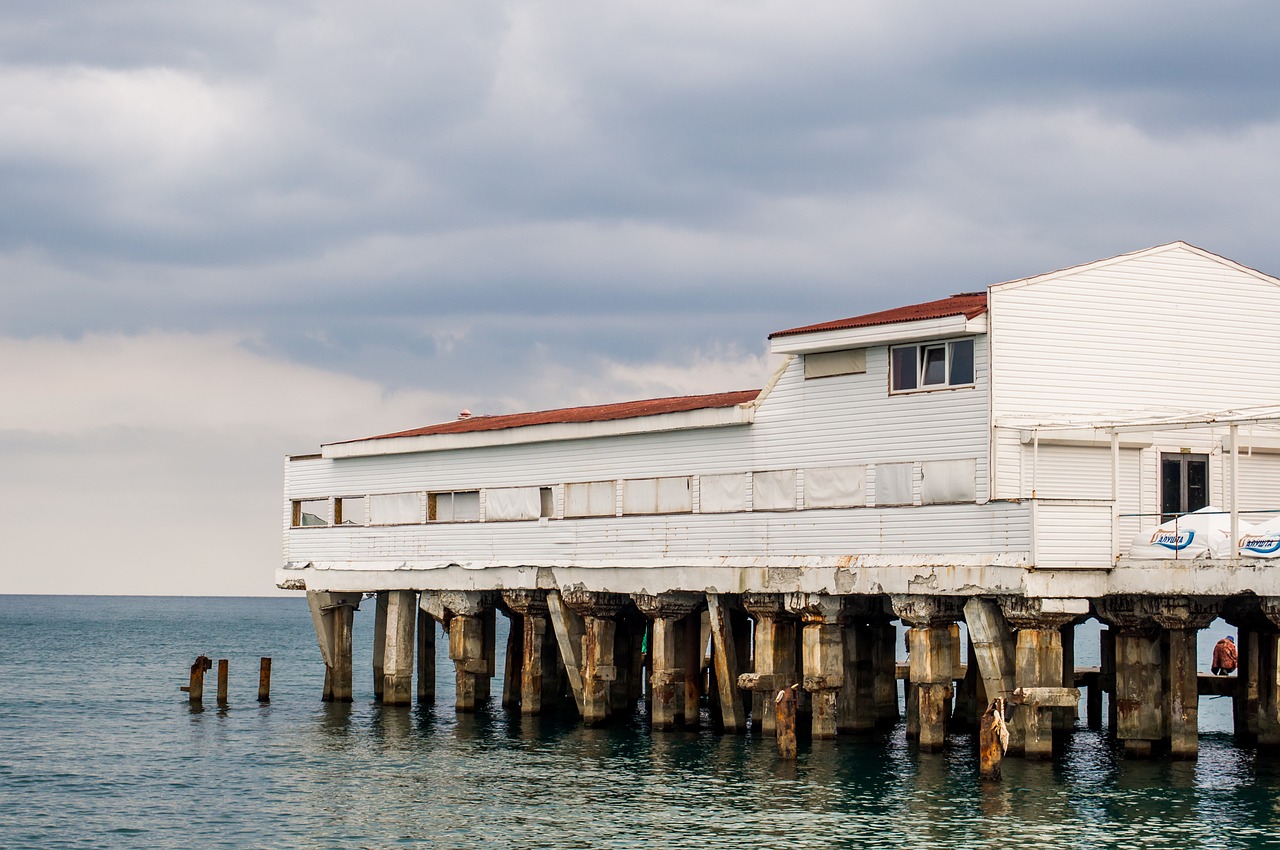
[341,389,762,443]
[769,292,988,339]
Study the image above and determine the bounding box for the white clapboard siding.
[749,338,990,500]
[1023,445,1143,545]
[991,245,1280,417]
[1033,500,1115,568]
[286,502,1031,566]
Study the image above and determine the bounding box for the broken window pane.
[293,499,328,527]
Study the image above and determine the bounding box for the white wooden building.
[279,242,1280,601]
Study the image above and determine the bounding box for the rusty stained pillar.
[1226,596,1270,746]
[1255,597,1280,750]
[501,590,561,715]
[373,591,388,702]
[563,590,631,727]
[1000,598,1085,760]
[1152,596,1221,758]
[1096,596,1165,757]
[416,596,440,705]
[871,616,900,725]
[634,592,703,730]
[442,591,493,713]
[892,595,964,753]
[790,593,846,740]
[738,593,799,736]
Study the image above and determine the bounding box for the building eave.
[321,404,757,459]
[769,313,988,355]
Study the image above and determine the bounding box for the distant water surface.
[1,596,1277,849]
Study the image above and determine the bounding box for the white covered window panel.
[805,465,867,509]
[370,492,421,525]
[875,463,914,506]
[622,477,692,515]
[700,473,748,513]
[804,348,867,379]
[753,470,797,511]
[565,481,616,517]
[921,459,977,505]
[485,487,542,521]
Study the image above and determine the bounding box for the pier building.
[279,241,1280,759]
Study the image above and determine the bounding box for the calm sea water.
[1,595,1278,849]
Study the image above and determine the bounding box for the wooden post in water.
[185,655,212,704]
[217,659,229,706]
[979,698,1008,781]
[258,657,272,703]
[775,685,798,760]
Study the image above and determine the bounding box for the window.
[890,339,975,392]
[485,487,542,521]
[752,470,797,511]
[565,481,617,517]
[370,493,421,525]
[1160,453,1209,523]
[292,499,328,527]
[920,459,976,504]
[429,491,480,522]
[622,477,692,515]
[335,496,366,525]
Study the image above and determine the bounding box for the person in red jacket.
[1212,635,1238,676]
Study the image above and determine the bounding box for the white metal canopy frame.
[995,404,1280,562]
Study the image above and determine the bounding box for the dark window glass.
[949,339,974,385]
[1161,453,1210,523]
[921,345,947,385]
[891,347,917,391]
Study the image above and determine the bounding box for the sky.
[4,1,1280,596]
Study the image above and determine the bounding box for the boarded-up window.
[875,463,914,506]
[430,491,479,522]
[292,499,328,527]
[370,492,421,525]
[805,466,867,508]
[753,470,796,511]
[921,459,977,504]
[700,473,748,513]
[485,487,542,521]
[565,481,616,517]
[335,496,366,525]
[805,349,867,379]
[622,477,692,515]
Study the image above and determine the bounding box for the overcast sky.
[4,1,1280,595]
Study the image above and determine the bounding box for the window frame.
[889,338,976,394]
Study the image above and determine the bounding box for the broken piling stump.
[182,655,213,705]
[979,698,1009,781]
[775,685,799,760]
[258,657,272,703]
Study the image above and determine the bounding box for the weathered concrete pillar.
[871,617,900,725]
[477,607,496,702]
[563,590,631,726]
[416,603,437,704]
[501,591,558,715]
[682,609,706,728]
[373,591,388,702]
[1099,626,1117,736]
[1256,598,1280,749]
[838,597,883,733]
[708,594,749,733]
[1000,598,1086,760]
[738,593,799,735]
[634,592,703,730]
[441,591,491,712]
[381,590,417,706]
[1056,622,1077,732]
[963,597,1017,749]
[892,595,964,752]
[501,608,524,710]
[307,590,362,702]
[791,594,846,740]
[1152,596,1220,758]
[1096,596,1164,757]
[952,637,980,732]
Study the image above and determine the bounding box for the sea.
[1,595,1278,849]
